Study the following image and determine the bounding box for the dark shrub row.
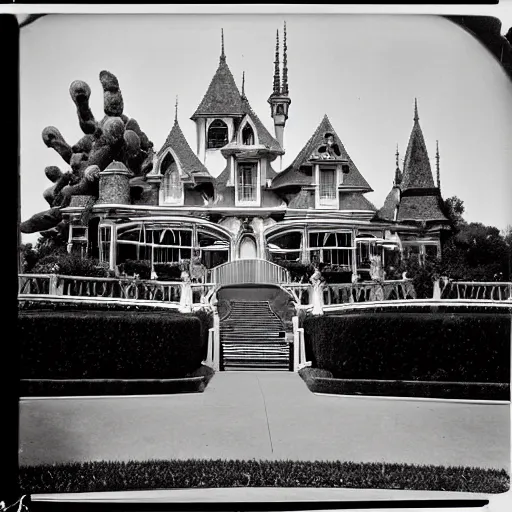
[20,364,214,396]
[18,301,213,359]
[18,310,207,379]
[299,368,509,400]
[19,459,509,494]
[29,252,112,277]
[304,311,511,383]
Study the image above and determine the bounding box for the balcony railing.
[440,281,512,301]
[208,259,291,286]
[18,274,215,304]
[282,279,416,306]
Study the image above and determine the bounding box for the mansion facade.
[63,29,450,282]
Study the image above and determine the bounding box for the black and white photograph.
[11,7,512,505]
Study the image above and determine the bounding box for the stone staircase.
[220,300,292,371]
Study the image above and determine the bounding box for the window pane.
[207,120,229,149]
[309,233,319,248]
[238,164,257,202]
[242,124,255,145]
[336,232,351,247]
[163,162,181,203]
[320,169,336,202]
[425,245,438,258]
[268,231,302,250]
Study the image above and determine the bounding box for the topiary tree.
[20,71,155,237]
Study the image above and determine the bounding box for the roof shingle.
[401,111,435,191]
[192,57,244,118]
[157,120,213,182]
[396,194,449,223]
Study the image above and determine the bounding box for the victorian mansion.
[63,27,450,282]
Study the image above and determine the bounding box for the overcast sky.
[19,14,512,245]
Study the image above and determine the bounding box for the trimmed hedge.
[18,300,213,360]
[19,460,509,494]
[299,368,510,401]
[20,365,215,396]
[304,311,511,383]
[19,310,207,379]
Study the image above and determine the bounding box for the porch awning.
[200,241,230,251]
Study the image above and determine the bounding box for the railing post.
[212,313,220,372]
[292,316,300,372]
[48,274,63,296]
[432,279,441,300]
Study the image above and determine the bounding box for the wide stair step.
[220,300,292,371]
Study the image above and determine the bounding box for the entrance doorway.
[239,236,257,260]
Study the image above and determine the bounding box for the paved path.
[19,372,510,470]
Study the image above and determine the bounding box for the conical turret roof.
[401,100,436,191]
[191,47,244,119]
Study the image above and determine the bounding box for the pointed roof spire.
[241,71,245,98]
[174,95,178,124]
[191,31,244,119]
[401,100,435,191]
[282,21,289,95]
[220,28,225,62]
[436,140,441,191]
[273,29,281,95]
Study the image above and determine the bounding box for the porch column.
[301,227,309,264]
[109,225,117,272]
[351,229,357,279]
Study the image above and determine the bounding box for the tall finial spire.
[282,21,289,95]
[414,98,419,122]
[241,71,245,98]
[273,29,281,95]
[174,95,178,123]
[436,140,441,191]
[220,28,225,62]
[394,144,402,186]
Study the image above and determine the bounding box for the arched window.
[276,104,284,115]
[242,124,255,145]
[161,153,182,204]
[207,119,228,149]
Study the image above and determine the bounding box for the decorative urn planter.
[97,161,134,205]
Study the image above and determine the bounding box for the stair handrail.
[209,259,291,285]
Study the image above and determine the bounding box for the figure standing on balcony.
[179,270,193,313]
[310,266,325,316]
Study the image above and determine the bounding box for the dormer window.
[207,119,228,149]
[242,124,255,145]
[160,152,183,205]
[236,162,259,205]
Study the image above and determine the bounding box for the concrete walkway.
[19,372,510,470]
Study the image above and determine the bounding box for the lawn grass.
[19,460,509,494]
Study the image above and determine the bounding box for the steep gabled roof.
[157,120,213,182]
[401,101,436,191]
[376,186,400,221]
[191,55,244,119]
[271,114,372,191]
[240,97,283,152]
